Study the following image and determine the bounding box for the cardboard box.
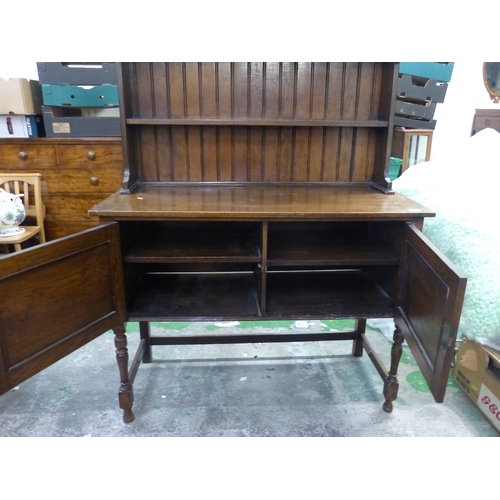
[454,336,500,433]
[0,115,45,138]
[0,78,43,115]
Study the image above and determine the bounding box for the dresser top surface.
[89,184,434,220]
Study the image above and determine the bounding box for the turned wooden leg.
[139,321,152,363]
[352,318,366,357]
[382,325,404,413]
[114,327,135,423]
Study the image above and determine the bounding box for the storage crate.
[36,62,117,85]
[42,83,119,107]
[394,74,448,129]
[396,73,448,103]
[42,105,120,137]
[399,62,454,83]
[394,63,454,130]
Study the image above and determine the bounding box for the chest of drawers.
[0,138,123,240]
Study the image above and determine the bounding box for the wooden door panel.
[395,223,466,402]
[0,223,126,394]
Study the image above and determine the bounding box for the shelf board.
[125,118,390,128]
[128,269,394,322]
[267,230,399,266]
[128,272,261,321]
[266,270,394,318]
[124,228,261,263]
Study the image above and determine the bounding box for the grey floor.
[0,319,498,437]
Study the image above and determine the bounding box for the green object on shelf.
[389,157,403,181]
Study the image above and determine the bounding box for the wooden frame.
[391,127,433,174]
[483,62,500,104]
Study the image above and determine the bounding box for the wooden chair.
[0,173,46,253]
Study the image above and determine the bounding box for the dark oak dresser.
[0,63,467,424]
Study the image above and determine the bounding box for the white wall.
[0,61,38,81]
[1,60,499,159]
[432,61,500,159]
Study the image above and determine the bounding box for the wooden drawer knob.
[90,177,99,186]
[87,151,96,161]
[18,151,28,160]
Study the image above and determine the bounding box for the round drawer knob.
[90,177,99,186]
[87,151,96,161]
[18,151,28,160]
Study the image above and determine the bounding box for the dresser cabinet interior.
[117,219,403,322]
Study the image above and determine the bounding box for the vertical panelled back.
[126,62,385,121]
[134,126,380,183]
[120,62,396,188]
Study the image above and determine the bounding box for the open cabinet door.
[395,223,467,402]
[0,223,126,395]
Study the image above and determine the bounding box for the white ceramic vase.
[0,188,26,236]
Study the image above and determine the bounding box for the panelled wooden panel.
[45,221,100,241]
[126,63,387,121]
[135,125,380,183]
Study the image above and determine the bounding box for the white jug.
[0,187,26,236]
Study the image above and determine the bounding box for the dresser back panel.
[119,62,397,191]
[125,62,387,121]
[131,125,379,183]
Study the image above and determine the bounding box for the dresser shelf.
[126,118,390,127]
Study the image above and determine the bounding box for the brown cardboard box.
[0,78,43,115]
[454,335,500,433]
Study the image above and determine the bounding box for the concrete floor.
[0,319,498,437]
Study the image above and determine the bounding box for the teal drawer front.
[41,84,119,107]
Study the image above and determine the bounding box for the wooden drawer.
[56,144,123,168]
[0,144,56,168]
[44,194,111,222]
[40,167,123,194]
